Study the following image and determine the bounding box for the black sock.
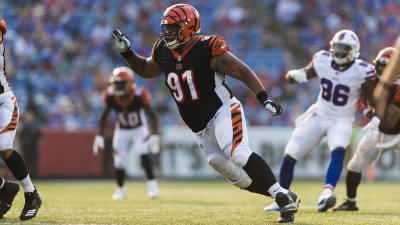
[141,154,155,180]
[346,170,361,199]
[115,169,125,187]
[3,151,28,180]
[243,152,277,197]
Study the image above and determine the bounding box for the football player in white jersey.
[264,30,376,212]
[334,47,400,211]
[0,19,41,220]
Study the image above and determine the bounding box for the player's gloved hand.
[256,91,283,116]
[93,135,105,155]
[362,116,380,139]
[111,29,131,53]
[287,69,307,84]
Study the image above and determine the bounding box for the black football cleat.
[275,192,299,223]
[0,181,20,218]
[333,200,359,211]
[20,189,42,220]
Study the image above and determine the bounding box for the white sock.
[268,182,289,198]
[148,179,158,190]
[347,197,356,202]
[20,175,35,193]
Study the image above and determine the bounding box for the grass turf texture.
[1,180,399,224]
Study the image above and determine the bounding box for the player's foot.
[317,194,336,212]
[275,192,299,223]
[333,200,359,211]
[0,181,20,219]
[264,202,280,212]
[112,187,126,200]
[148,180,159,198]
[20,189,42,221]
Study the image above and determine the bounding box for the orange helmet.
[160,4,201,49]
[373,47,398,76]
[109,66,135,96]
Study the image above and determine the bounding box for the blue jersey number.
[320,78,350,106]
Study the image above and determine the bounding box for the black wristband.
[256,91,268,105]
[121,50,134,58]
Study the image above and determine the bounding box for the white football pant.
[112,125,150,169]
[194,97,252,189]
[0,91,18,150]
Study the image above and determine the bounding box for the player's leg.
[334,132,382,211]
[135,126,158,198]
[214,98,299,223]
[265,114,323,211]
[0,93,41,220]
[320,119,353,212]
[0,177,19,219]
[111,128,130,200]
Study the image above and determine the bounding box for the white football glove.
[288,69,308,83]
[362,116,380,139]
[146,135,161,154]
[111,29,131,53]
[93,135,105,155]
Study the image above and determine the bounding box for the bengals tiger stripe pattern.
[230,102,243,156]
[0,96,18,134]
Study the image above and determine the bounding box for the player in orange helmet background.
[93,66,160,200]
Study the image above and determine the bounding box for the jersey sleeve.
[0,20,6,35]
[359,61,376,80]
[141,88,152,105]
[102,89,112,106]
[151,40,162,64]
[391,85,400,106]
[209,36,229,56]
[310,50,331,73]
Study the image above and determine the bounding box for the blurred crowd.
[1,0,399,130]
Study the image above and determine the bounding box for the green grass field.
[2,180,400,224]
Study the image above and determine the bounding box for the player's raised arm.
[112,29,163,78]
[212,51,282,116]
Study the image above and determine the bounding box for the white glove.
[93,135,105,155]
[147,135,161,154]
[288,69,308,83]
[111,29,131,53]
[362,116,380,139]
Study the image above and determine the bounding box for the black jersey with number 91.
[152,35,232,132]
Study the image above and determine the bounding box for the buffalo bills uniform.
[103,87,152,168]
[286,50,376,160]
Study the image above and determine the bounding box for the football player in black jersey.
[334,47,400,211]
[93,67,160,200]
[112,4,299,223]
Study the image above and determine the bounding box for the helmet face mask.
[160,4,201,50]
[330,29,360,65]
[109,67,135,96]
[160,23,182,49]
[373,47,397,77]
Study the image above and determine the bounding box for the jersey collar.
[171,36,201,62]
